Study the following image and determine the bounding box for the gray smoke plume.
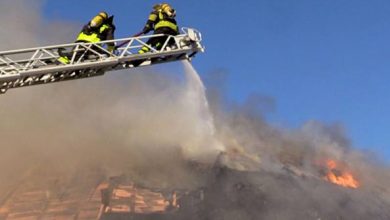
[0,1,390,220]
[204,70,390,219]
[0,0,222,192]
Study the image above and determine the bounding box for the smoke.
[202,71,390,219]
[1,1,390,219]
[0,0,220,193]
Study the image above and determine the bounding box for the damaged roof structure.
[0,153,389,220]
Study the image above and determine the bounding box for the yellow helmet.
[160,3,172,12]
[98,11,108,20]
[90,11,108,28]
[153,4,162,11]
[160,3,175,17]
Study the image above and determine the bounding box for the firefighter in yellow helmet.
[142,3,178,35]
[132,3,179,66]
[57,12,116,64]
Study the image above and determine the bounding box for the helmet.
[90,11,108,28]
[160,3,176,18]
[98,11,108,20]
[153,4,162,11]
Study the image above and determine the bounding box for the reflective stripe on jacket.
[76,24,110,43]
[155,20,178,32]
[154,12,178,33]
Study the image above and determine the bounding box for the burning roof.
[0,154,389,220]
[322,159,360,189]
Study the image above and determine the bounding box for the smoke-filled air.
[0,1,389,220]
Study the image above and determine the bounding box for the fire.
[323,159,360,189]
[103,183,179,215]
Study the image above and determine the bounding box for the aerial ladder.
[0,28,204,94]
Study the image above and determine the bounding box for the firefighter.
[132,3,179,66]
[57,12,116,64]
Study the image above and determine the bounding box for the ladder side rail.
[20,59,118,76]
[0,56,44,70]
[0,33,186,57]
[40,48,61,67]
[0,40,106,71]
[90,43,116,58]
[77,44,97,63]
[0,47,64,72]
[116,47,195,64]
[22,49,41,71]
[70,44,91,64]
[0,56,24,73]
[36,48,62,64]
[0,56,14,72]
[113,33,199,64]
[1,56,52,72]
[67,44,112,65]
[0,41,88,56]
[0,50,44,67]
[25,52,46,71]
[35,53,49,67]
[41,48,59,59]
[117,39,138,57]
[114,33,176,55]
[81,44,103,60]
[0,32,189,67]
[1,55,24,70]
[173,35,184,50]
[75,46,100,65]
[118,44,149,54]
[119,39,135,57]
[159,35,172,52]
[0,73,20,82]
[159,35,182,52]
[134,38,158,53]
[87,43,117,58]
[65,43,115,65]
[63,33,171,56]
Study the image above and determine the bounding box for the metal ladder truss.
[0,27,204,94]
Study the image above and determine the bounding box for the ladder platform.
[0,28,204,94]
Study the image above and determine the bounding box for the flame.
[323,159,360,189]
[107,184,179,214]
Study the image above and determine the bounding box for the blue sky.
[43,0,390,161]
